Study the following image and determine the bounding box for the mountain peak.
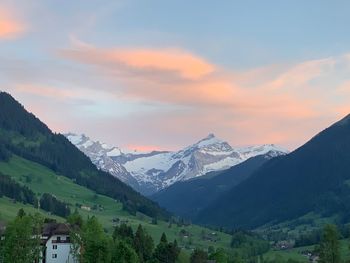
[206,133,216,139]
[195,133,226,148]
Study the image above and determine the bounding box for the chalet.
[39,223,77,263]
[274,240,294,250]
[80,205,91,211]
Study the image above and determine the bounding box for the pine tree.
[113,223,134,244]
[154,233,181,263]
[111,241,138,263]
[190,248,208,263]
[133,224,154,262]
[17,208,26,218]
[318,224,341,263]
[160,232,167,243]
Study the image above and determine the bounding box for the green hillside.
[0,197,63,222]
[264,238,350,263]
[0,155,234,253]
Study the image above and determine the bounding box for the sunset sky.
[1,0,350,151]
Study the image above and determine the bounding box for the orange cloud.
[0,7,25,39]
[60,44,329,116]
[113,49,214,80]
[60,45,237,107]
[60,47,214,80]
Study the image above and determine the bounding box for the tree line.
[0,209,272,263]
[0,172,37,205]
[68,210,181,263]
[39,193,71,218]
[0,171,71,218]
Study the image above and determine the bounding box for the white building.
[40,223,78,263]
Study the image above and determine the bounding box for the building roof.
[42,223,71,236]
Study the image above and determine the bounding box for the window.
[57,236,61,241]
[52,254,57,258]
[53,245,57,250]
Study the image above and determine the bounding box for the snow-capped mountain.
[65,133,288,195]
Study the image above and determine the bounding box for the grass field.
[264,246,311,262]
[0,155,233,253]
[0,197,63,222]
[264,239,350,262]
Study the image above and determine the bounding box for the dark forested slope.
[152,153,275,219]
[0,92,168,219]
[197,115,350,229]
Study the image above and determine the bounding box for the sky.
[1,0,350,151]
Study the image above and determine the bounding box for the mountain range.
[4,90,350,234]
[66,133,287,195]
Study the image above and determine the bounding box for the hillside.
[0,91,167,219]
[0,155,236,253]
[196,114,350,229]
[151,152,281,219]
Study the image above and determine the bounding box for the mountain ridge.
[66,132,288,195]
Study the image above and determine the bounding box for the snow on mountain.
[65,133,288,195]
[64,133,139,188]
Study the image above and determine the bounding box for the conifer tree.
[318,224,341,263]
[133,224,154,262]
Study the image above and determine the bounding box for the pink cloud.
[266,58,335,90]
[2,40,344,150]
[15,84,79,99]
[0,7,25,39]
[60,47,214,81]
[57,44,350,149]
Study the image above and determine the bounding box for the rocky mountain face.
[65,133,288,195]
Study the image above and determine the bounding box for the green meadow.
[0,155,232,252]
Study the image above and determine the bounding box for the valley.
[1,1,350,262]
[1,91,350,263]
